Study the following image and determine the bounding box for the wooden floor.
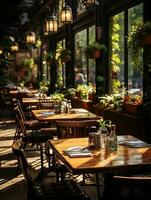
[0,106,100,200]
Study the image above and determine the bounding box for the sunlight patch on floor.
[0,174,24,191]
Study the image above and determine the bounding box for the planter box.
[123,103,142,115]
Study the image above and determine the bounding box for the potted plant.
[76,83,96,100]
[38,81,49,97]
[51,92,65,103]
[99,93,124,112]
[128,21,151,69]
[123,92,143,115]
[56,47,71,63]
[98,117,112,136]
[85,42,107,59]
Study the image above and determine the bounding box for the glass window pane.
[128,3,143,91]
[88,26,96,85]
[74,29,87,87]
[74,26,96,87]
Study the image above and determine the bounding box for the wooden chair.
[14,106,56,171]
[38,98,55,109]
[56,120,99,139]
[12,140,91,200]
[112,175,151,200]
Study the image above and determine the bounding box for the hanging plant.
[85,42,107,59]
[56,47,71,63]
[128,21,151,70]
[45,51,55,64]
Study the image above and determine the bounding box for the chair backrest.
[12,140,33,187]
[38,98,54,109]
[113,175,151,199]
[56,120,99,138]
[14,106,27,139]
[16,100,27,122]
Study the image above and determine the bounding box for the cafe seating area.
[1,0,151,200]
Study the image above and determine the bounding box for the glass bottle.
[108,124,117,152]
[99,127,109,149]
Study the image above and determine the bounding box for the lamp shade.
[11,42,19,52]
[0,47,3,55]
[26,31,36,44]
[60,5,72,23]
[45,15,58,33]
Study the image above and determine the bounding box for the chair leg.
[39,143,44,171]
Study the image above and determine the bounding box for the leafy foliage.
[98,117,112,129]
[128,21,151,70]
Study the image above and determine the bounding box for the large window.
[74,25,96,87]
[109,3,143,93]
[42,43,50,82]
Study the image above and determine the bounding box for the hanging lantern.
[26,31,36,44]
[81,0,96,8]
[60,5,72,23]
[0,47,3,55]
[45,14,58,33]
[11,42,19,52]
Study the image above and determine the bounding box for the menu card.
[118,140,151,148]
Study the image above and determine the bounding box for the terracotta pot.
[141,33,151,46]
[93,50,101,58]
[61,56,71,63]
[89,93,95,100]
[76,91,81,98]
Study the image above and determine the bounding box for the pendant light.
[0,47,3,55]
[26,31,36,44]
[11,42,19,52]
[45,14,58,33]
[60,4,72,23]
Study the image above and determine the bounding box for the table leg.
[102,172,114,200]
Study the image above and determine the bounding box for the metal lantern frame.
[0,47,3,55]
[45,14,58,33]
[11,42,19,52]
[60,4,72,23]
[26,31,36,44]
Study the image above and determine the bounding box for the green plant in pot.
[98,117,112,134]
[56,47,71,63]
[85,42,107,59]
[39,81,49,97]
[128,21,151,69]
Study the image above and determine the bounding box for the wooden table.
[10,89,37,99]
[48,135,151,199]
[32,108,101,122]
